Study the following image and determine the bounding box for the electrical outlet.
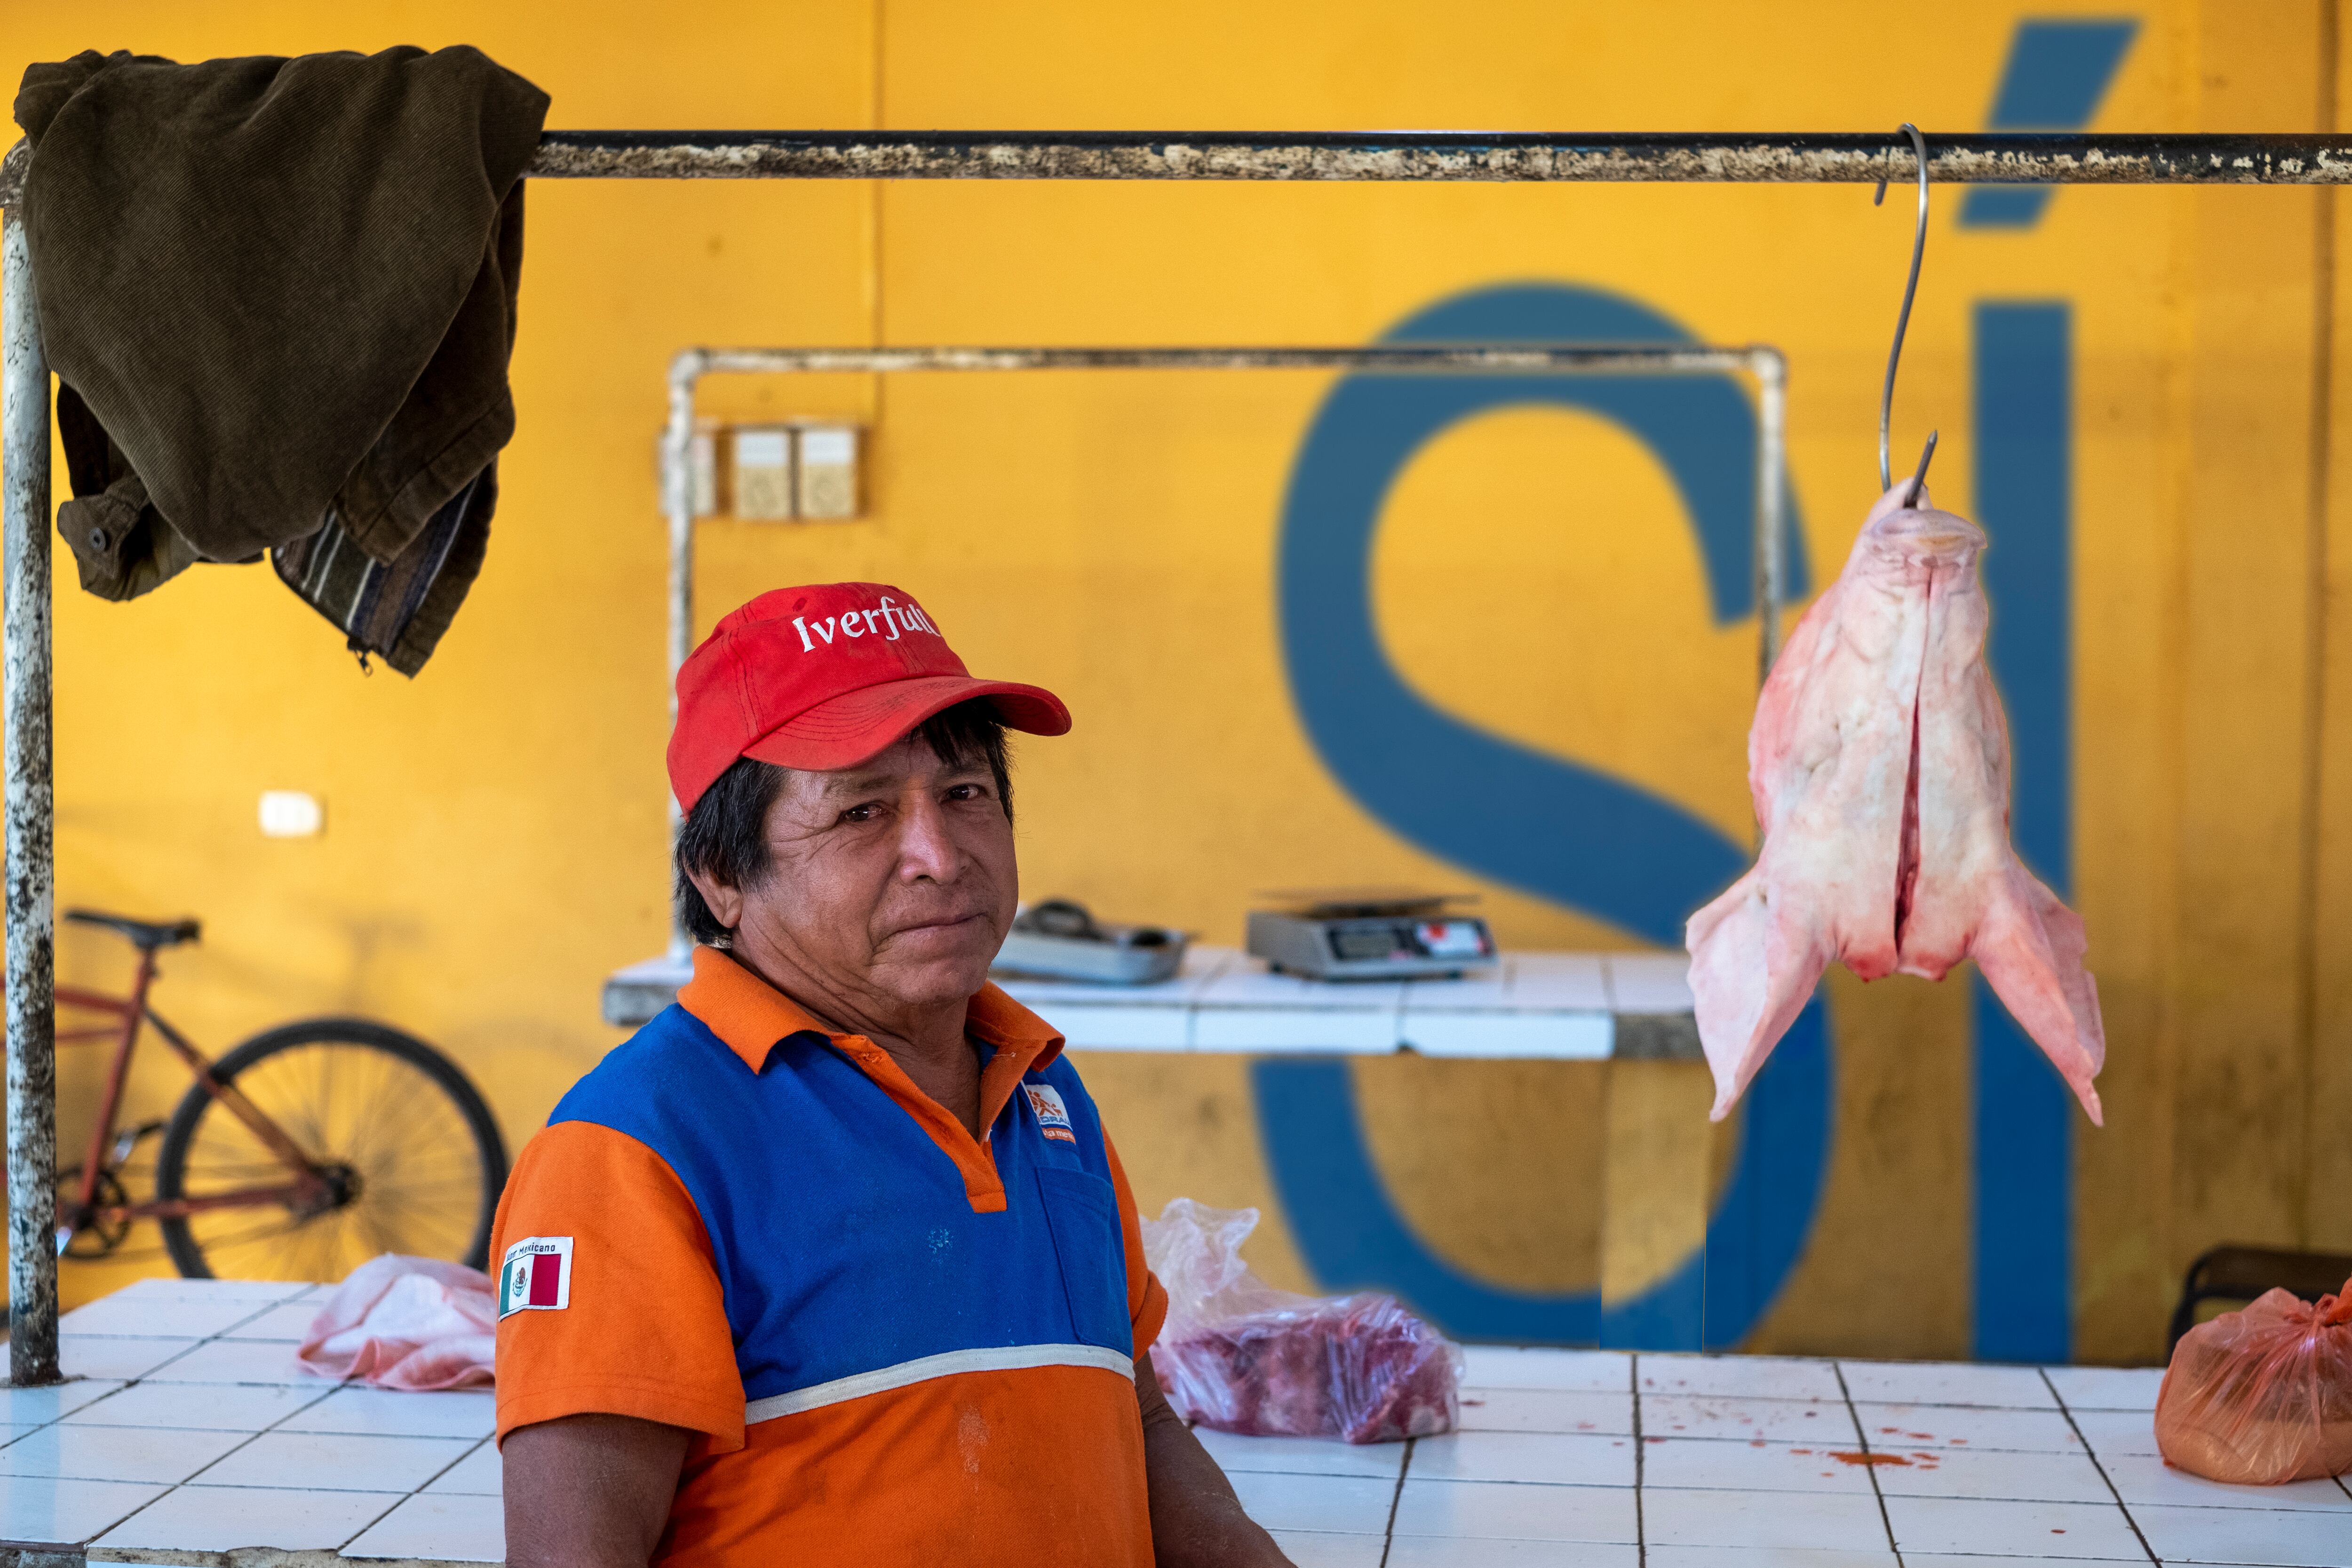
[796,425,860,519]
[731,427,794,520]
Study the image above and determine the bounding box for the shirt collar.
[677,944,1066,1075]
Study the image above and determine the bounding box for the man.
[493,582,1290,1568]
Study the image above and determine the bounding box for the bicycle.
[52,908,509,1282]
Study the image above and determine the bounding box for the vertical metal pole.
[1754,348,1788,684]
[3,208,57,1385]
[661,352,703,961]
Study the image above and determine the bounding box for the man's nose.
[894,792,963,882]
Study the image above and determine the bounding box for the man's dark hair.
[674,700,1013,946]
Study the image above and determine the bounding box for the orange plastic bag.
[2154,1279,2352,1484]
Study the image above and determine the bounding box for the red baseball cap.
[667,583,1071,812]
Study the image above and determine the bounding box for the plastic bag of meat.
[2154,1277,2352,1484]
[1141,1197,1462,1443]
[1687,481,2105,1124]
[297,1252,496,1390]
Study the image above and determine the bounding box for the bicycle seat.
[64,909,201,950]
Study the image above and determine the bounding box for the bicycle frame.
[55,949,330,1247]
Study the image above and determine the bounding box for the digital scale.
[1245,889,1498,981]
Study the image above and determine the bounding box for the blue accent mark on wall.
[1960,18,2140,231]
[1252,1000,1830,1349]
[1972,302,2075,1363]
[1260,281,1833,1347]
[1276,283,1802,947]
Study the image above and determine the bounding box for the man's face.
[734,731,1017,1017]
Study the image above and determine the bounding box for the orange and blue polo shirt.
[490,946,1169,1567]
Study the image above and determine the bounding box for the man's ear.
[686,867,744,932]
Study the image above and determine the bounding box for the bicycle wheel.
[155,1018,508,1281]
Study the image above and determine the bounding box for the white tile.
[63,1380,330,1432]
[1191,1427,1405,1480]
[1504,953,1613,1011]
[1409,1430,1633,1487]
[1902,1560,2137,1568]
[1400,1010,1611,1059]
[2132,1499,2352,1566]
[1603,952,1694,1011]
[139,1338,320,1386]
[1639,1437,1877,1494]
[1391,1478,1638,1544]
[421,1438,499,1496]
[217,1300,326,1343]
[1642,1393,1859,1444]
[2098,1450,2352,1511]
[1867,1445,2112,1503]
[192,1430,478,1492]
[0,1473,171,1544]
[95,1482,401,1551]
[1851,1401,2083,1454]
[2042,1364,2164,1412]
[58,1336,194,1382]
[1461,1348,1629,1393]
[1388,1538,1638,1567]
[340,1490,506,1563]
[1638,1354,1843,1402]
[0,1379,123,1425]
[0,1423,251,1483]
[1458,1388,1632,1435]
[1646,1551,1898,1568]
[1267,1530,1391,1568]
[1641,1486,1891,1551]
[1227,1471,1397,1535]
[110,1277,318,1305]
[1836,1360,2058,1409]
[1882,1494,2145,1559]
[275,1385,496,1439]
[2065,1407,2161,1458]
[58,1295,267,1338]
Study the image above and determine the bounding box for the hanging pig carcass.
[1685,484,2105,1124]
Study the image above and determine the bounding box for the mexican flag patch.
[499,1235,573,1318]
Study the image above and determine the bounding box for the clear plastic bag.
[1141,1197,1462,1443]
[2154,1279,2352,1484]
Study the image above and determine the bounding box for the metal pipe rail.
[14,132,2352,205]
[0,116,2334,1385]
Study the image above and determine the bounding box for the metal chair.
[2168,1244,2352,1355]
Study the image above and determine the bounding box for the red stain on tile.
[1576,1422,1596,1430]
[1789,1449,1813,1456]
[1750,1439,1768,1448]
[1828,1451,1912,1467]
[1907,1433,1935,1441]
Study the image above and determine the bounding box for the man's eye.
[946,784,988,802]
[840,804,881,824]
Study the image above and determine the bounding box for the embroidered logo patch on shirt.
[499,1235,574,1317]
[1024,1083,1077,1143]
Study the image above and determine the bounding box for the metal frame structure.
[656,343,1789,959]
[3,125,2340,1384]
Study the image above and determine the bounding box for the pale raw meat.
[1685,483,2105,1125]
[297,1252,496,1390]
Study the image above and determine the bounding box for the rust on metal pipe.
[4,205,58,1386]
[526,130,2352,185]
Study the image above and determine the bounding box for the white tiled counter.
[607,944,1704,1059]
[7,1279,2349,1566]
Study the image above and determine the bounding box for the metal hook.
[1874,123,1934,496]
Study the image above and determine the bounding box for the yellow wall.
[5,0,2347,1364]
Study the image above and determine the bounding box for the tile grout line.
[2038,1368,2158,1565]
[1629,1352,1644,1568]
[1830,1361,1901,1568]
[1373,1434,1412,1568]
